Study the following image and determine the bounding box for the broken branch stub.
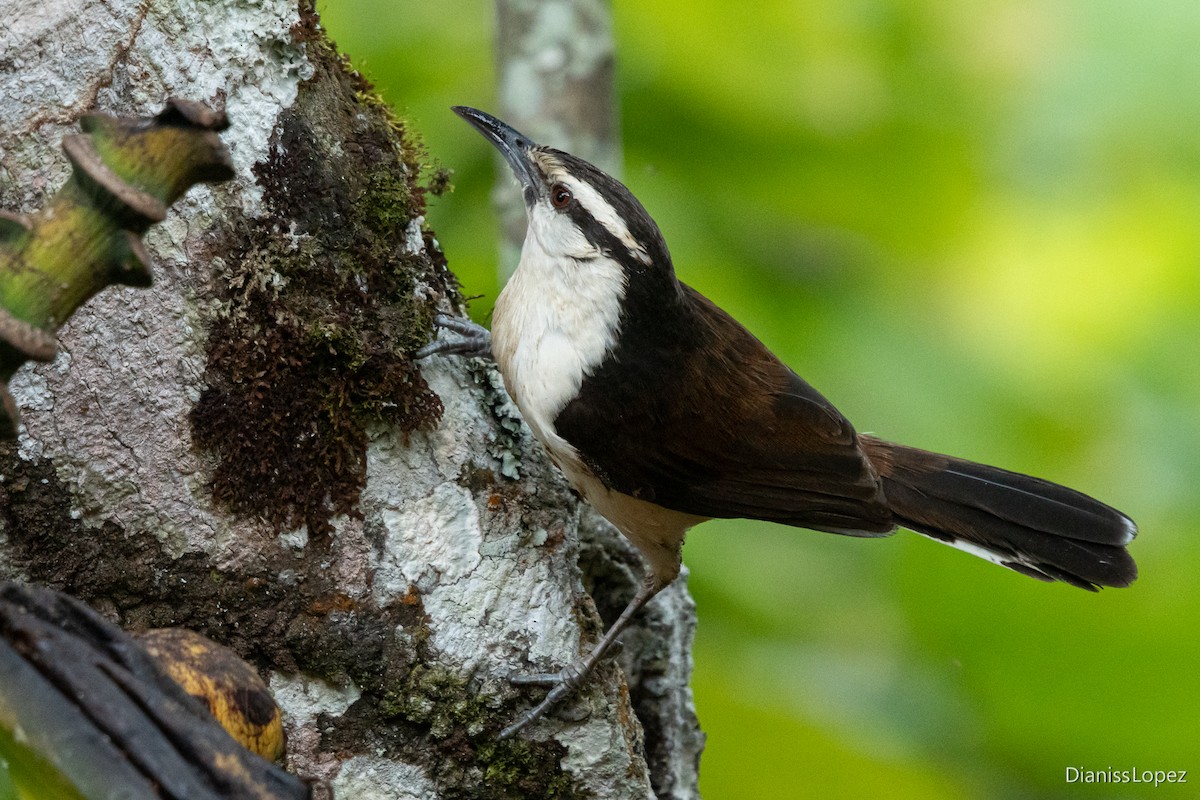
[0,98,234,437]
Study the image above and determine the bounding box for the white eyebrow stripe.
[559,174,652,265]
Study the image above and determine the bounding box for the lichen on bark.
[189,43,451,537]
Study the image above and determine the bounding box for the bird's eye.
[550,183,573,209]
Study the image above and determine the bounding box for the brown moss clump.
[190,52,455,537]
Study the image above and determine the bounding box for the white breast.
[490,211,707,584]
[491,229,625,483]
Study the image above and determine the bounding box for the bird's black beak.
[452,106,542,203]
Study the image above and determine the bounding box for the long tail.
[861,436,1137,590]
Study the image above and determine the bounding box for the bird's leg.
[500,573,663,739]
[414,313,493,359]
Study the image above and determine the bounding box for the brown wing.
[553,283,895,536]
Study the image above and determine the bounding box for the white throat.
[491,230,626,464]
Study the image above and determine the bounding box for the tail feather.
[861,436,1137,590]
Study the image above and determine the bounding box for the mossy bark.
[0,1,701,798]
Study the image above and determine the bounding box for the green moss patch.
[189,49,454,536]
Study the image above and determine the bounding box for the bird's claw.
[498,641,624,739]
[415,313,493,359]
[499,676,579,740]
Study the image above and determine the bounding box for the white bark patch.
[269,672,362,720]
[267,673,362,785]
[372,483,485,602]
[363,358,583,677]
[331,758,437,800]
[2,0,310,559]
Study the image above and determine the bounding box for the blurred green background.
[317,1,1198,796]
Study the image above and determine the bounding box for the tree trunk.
[0,2,701,798]
[494,0,623,274]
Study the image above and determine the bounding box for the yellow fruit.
[136,628,285,762]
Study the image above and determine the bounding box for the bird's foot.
[414,314,492,359]
[498,643,625,740]
[500,661,588,740]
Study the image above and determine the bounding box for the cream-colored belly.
[575,471,708,585]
